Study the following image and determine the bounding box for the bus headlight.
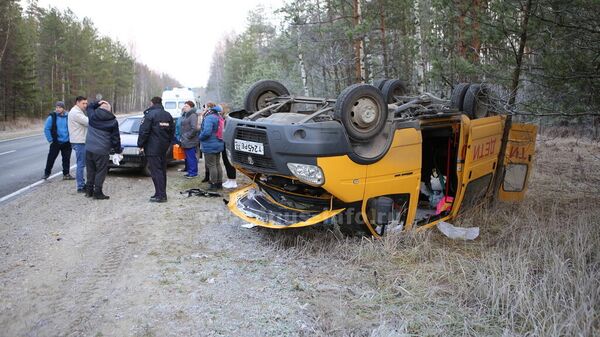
[287,163,325,186]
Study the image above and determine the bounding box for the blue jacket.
[199,111,224,154]
[44,111,69,143]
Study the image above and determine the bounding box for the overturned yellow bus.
[224,80,537,237]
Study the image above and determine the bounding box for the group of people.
[44,97,122,199]
[42,95,237,203]
[175,101,237,190]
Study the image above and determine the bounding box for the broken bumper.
[228,185,345,229]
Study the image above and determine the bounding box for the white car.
[109,115,179,175]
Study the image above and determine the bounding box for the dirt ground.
[0,137,599,337]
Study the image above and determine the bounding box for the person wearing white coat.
[67,96,89,192]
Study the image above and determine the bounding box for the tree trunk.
[457,3,467,59]
[508,0,533,107]
[414,0,426,93]
[470,0,482,64]
[0,8,11,66]
[333,63,340,93]
[296,26,309,96]
[353,0,364,83]
[378,0,389,78]
[316,0,329,96]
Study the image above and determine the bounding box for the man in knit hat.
[68,96,89,192]
[85,100,122,200]
[43,101,74,180]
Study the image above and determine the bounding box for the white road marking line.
[0,164,77,203]
[0,134,40,143]
[0,150,16,156]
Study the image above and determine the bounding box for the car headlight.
[287,163,324,186]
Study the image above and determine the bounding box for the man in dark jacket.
[138,97,175,202]
[85,100,122,200]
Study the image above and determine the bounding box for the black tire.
[463,84,490,119]
[450,83,471,112]
[243,80,290,112]
[373,79,388,91]
[334,84,388,141]
[381,79,407,104]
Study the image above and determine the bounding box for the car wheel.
[463,84,490,119]
[334,84,388,141]
[243,80,290,112]
[381,79,407,104]
[450,83,471,112]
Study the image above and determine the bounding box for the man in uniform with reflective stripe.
[137,97,175,202]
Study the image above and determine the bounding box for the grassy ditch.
[257,136,600,336]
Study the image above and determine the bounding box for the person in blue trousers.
[179,101,199,178]
[67,96,89,192]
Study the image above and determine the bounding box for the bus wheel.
[373,78,388,91]
[334,84,388,141]
[450,83,471,112]
[243,80,290,112]
[463,84,491,119]
[381,79,407,104]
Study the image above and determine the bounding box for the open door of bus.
[498,123,538,201]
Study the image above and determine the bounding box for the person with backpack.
[199,103,213,182]
[218,105,237,189]
[180,101,199,178]
[199,104,225,191]
[42,101,74,181]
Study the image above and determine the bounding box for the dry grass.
[259,135,600,336]
[0,117,44,132]
[0,117,44,139]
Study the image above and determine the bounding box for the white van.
[161,87,197,118]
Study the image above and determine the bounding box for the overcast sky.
[26,0,285,88]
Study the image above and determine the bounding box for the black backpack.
[49,112,58,142]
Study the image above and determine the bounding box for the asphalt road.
[0,134,78,199]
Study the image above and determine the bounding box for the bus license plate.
[234,139,264,155]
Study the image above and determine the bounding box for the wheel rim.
[350,97,380,132]
[256,91,277,110]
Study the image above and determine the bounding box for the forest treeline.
[0,0,180,120]
[206,0,599,132]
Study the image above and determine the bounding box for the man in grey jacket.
[68,96,89,193]
[85,100,122,200]
[180,101,199,178]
